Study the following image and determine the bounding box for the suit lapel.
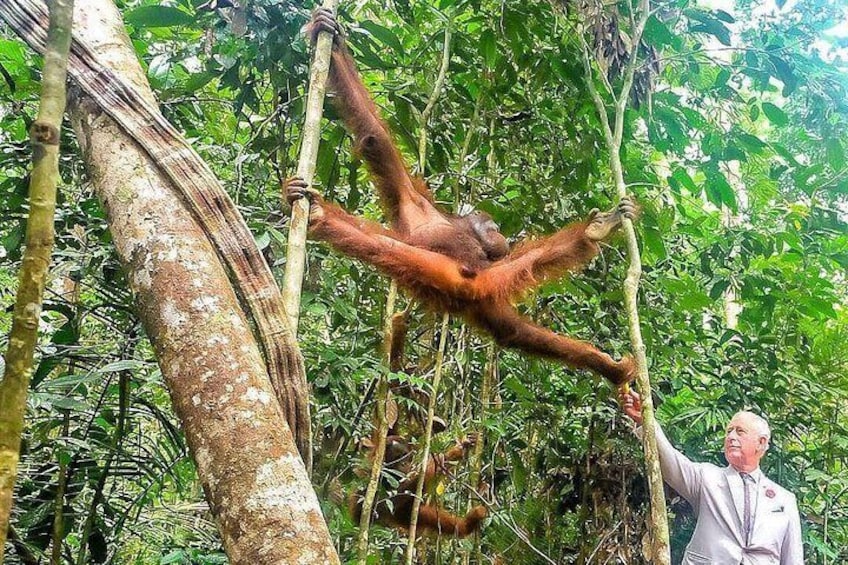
[724,466,746,539]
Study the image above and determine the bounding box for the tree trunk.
[55,2,337,563]
[0,0,313,466]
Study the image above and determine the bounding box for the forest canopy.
[1,0,846,563]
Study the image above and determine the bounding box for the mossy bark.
[0,0,74,557]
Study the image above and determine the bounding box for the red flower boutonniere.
[765,488,776,499]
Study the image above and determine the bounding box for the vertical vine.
[355,282,398,564]
[404,24,454,562]
[575,0,671,561]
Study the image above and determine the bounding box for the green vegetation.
[1,0,846,563]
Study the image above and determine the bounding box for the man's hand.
[618,388,643,425]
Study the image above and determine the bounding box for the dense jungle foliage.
[1,0,847,563]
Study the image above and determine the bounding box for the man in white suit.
[620,390,804,564]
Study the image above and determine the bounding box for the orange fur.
[300,13,636,386]
[350,436,487,538]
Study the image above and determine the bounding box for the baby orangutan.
[351,432,487,538]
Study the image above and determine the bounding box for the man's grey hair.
[734,410,771,451]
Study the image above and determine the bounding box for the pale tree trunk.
[28,2,338,563]
[282,0,339,336]
[720,160,747,330]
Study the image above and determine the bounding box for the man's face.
[724,413,766,472]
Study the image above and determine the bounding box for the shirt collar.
[741,467,763,484]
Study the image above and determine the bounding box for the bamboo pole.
[0,0,74,558]
[282,0,340,336]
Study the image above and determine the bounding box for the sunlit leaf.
[125,6,193,28]
[359,21,405,55]
[762,102,788,126]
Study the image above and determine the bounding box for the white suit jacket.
[649,422,804,565]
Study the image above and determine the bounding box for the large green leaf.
[359,20,405,55]
[125,6,194,28]
[688,10,732,46]
[762,102,788,126]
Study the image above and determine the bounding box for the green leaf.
[125,6,193,28]
[504,376,533,401]
[160,550,188,564]
[767,55,797,96]
[688,11,731,46]
[46,373,102,390]
[709,280,730,300]
[643,16,677,48]
[50,397,90,411]
[671,167,699,193]
[359,21,404,55]
[761,102,788,126]
[714,68,730,87]
[98,360,148,373]
[798,296,837,320]
[255,231,270,250]
[772,143,800,167]
[0,39,27,67]
[52,321,79,345]
[479,29,498,68]
[705,169,737,211]
[723,144,747,162]
[2,222,24,259]
[737,132,766,153]
[825,139,845,170]
[183,71,215,93]
[502,8,528,57]
[643,225,667,261]
[704,181,721,207]
[714,9,735,23]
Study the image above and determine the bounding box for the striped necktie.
[740,472,754,544]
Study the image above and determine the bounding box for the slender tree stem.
[577,2,671,562]
[0,0,74,557]
[404,312,450,564]
[355,282,397,564]
[283,0,340,338]
[418,25,453,173]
